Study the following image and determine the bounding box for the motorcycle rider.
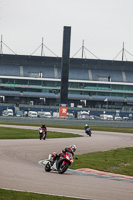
[41,124,47,138]
[51,144,77,163]
[85,124,89,130]
[84,124,91,136]
[61,144,76,156]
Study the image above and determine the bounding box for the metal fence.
[0,116,133,127]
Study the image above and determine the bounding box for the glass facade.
[0,77,133,96]
[0,77,133,107]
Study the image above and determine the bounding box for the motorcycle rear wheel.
[45,162,51,172]
[86,132,91,137]
[57,159,69,174]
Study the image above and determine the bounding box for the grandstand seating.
[0,65,20,76]
[92,96,107,101]
[1,54,133,110]
[23,91,56,98]
[124,71,133,82]
[1,63,133,84]
[126,97,133,102]
[0,90,20,96]
[68,94,90,100]
[69,68,89,80]
[23,65,55,78]
[91,69,123,82]
[108,96,125,102]
[92,95,124,102]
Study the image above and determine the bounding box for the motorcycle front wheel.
[39,134,42,140]
[57,159,69,174]
[45,162,51,172]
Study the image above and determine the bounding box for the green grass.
[0,122,133,133]
[71,147,133,176]
[90,126,133,134]
[0,189,88,200]
[0,127,82,139]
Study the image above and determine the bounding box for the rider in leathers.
[61,145,76,156]
[41,124,47,138]
[52,145,76,163]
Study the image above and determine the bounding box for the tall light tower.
[59,26,71,118]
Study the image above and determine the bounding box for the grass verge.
[0,122,133,133]
[71,147,133,176]
[0,127,82,139]
[0,189,88,200]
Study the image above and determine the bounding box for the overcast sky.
[0,0,133,61]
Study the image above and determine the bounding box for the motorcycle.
[39,128,46,140]
[44,152,77,174]
[85,127,92,137]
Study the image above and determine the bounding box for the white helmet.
[70,144,77,152]
[85,124,89,128]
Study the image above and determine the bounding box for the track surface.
[0,125,133,200]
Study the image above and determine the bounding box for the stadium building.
[0,53,133,112]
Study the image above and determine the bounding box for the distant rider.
[85,124,89,130]
[41,124,47,138]
[84,124,91,136]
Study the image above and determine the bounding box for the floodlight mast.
[122,42,124,61]
[60,26,71,106]
[0,35,3,54]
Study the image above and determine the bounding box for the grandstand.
[0,53,133,111]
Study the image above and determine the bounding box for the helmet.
[70,144,76,152]
[85,124,89,128]
[42,124,45,128]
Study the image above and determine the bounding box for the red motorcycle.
[45,152,77,174]
[57,152,74,174]
[39,128,46,140]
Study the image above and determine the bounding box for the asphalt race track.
[0,125,133,200]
